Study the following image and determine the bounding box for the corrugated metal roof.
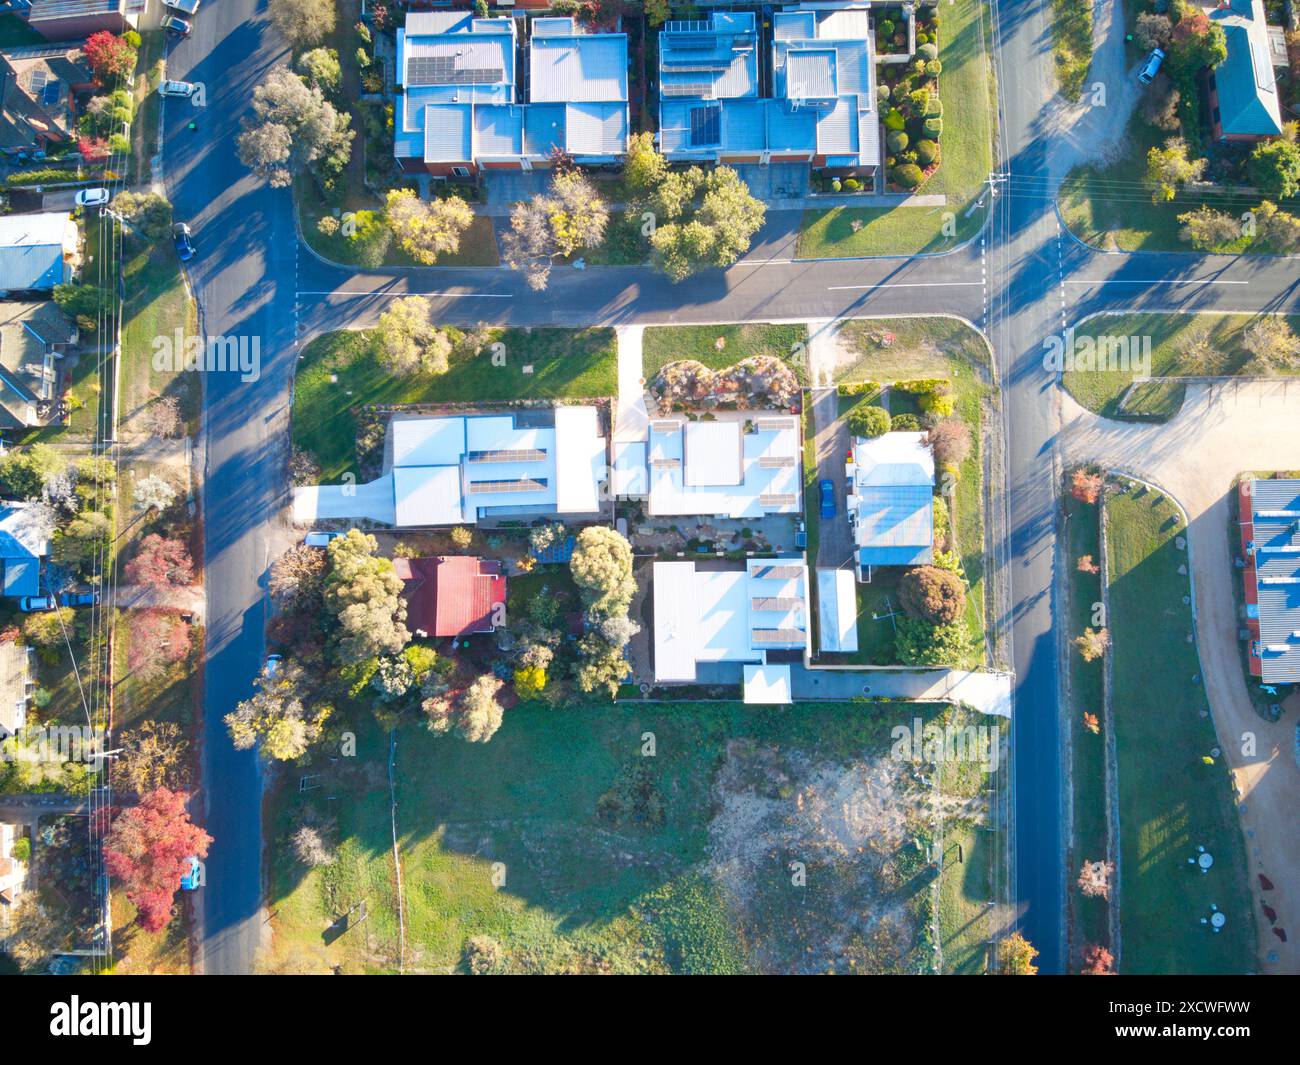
[564,101,627,156]
[524,103,566,155]
[1249,478,1300,681]
[422,103,472,162]
[530,34,628,103]
[1213,19,1283,136]
[787,49,837,98]
[773,10,816,41]
[816,96,858,154]
[473,103,522,156]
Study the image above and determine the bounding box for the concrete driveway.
[1060,378,1300,973]
[809,387,855,571]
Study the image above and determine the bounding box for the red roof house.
[393,555,507,638]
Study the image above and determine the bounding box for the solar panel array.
[751,627,806,645]
[759,493,798,507]
[757,456,796,468]
[465,448,546,463]
[407,54,504,86]
[662,82,715,99]
[689,105,721,146]
[467,478,547,494]
[753,564,803,580]
[751,596,804,612]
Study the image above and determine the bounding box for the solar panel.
[42,81,60,106]
[689,105,721,146]
[465,448,546,463]
[650,458,682,469]
[757,456,795,468]
[661,82,714,98]
[467,478,547,494]
[29,70,47,92]
[759,493,798,507]
[407,54,504,86]
[756,417,795,431]
[650,420,680,433]
[753,565,803,580]
[751,627,806,645]
[751,597,803,612]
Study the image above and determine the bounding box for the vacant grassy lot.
[264,699,996,974]
[1105,480,1253,973]
[641,323,808,380]
[797,0,995,257]
[1058,115,1292,254]
[834,318,993,662]
[292,326,618,480]
[1063,491,1109,964]
[1062,312,1300,420]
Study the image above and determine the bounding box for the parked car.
[795,521,807,550]
[819,479,837,519]
[158,80,198,98]
[18,595,54,612]
[163,15,192,36]
[166,0,201,14]
[179,856,202,891]
[304,531,342,548]
[61,591,99,608]
[264,653,283,677]
[172,221,194,262]
[75,187,109,208]
[1138,48,1165,85]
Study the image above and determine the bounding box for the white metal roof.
[553,404,606,514]
[743,663,792,704]
[817,567,859,653]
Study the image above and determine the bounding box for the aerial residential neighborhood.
[0,0,1294,1025]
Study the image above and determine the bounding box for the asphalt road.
[171,0,1300,975]
[162,8,298,974]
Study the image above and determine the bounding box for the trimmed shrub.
[843,177,862,192]
[891,413,921,431]
[899,565,966,625]
[846,404,891,438]
[892,163,924,189]
[924,117,943,139]
[925,59,942,77]
[916,139,940,167]
[887,129,909,154]
[883,107,906,131]
[918,42,938,61]
[924,96,943,118]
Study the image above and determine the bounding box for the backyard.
[262,699,1000,974]
[1062,312,1300,420]
[1105,478,1253,973]
[291,326,618,481]
[797,0,996,257]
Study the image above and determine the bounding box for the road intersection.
[162,0,1300,974]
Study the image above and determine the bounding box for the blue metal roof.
[854,484,934,566]
[1250,479,1300,682]
[1212,19,1283,136]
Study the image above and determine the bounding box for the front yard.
[1105,478,1253,973]
[1062,312,1300,420]
[291,326,618,481]
[797,0,996,258]
[262,698,1000,974]
[641,323,809,381]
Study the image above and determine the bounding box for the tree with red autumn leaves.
[1070,468,1104,505]
[125,534,194,587]
[77,136,110,162]
[127,609,191,680]
[83,31,137,80]
[103,788,211,933]
[1081,944,1116,975]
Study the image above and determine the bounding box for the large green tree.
[323,529,410,663]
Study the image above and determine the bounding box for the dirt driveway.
[1060,379,1300,972]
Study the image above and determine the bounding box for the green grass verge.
[292,326,618,481]
[1051,0,1094,101]
[264,699,994,974]
[641,323,809,381]
[796,0,995,258]
[1105,480,1254,973]
[1062,312,1300,420]
[1064,492,1109,964]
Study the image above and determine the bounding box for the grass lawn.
[796,0,995,258]
[1050,0,1094,101]
[1105,479,1253,973]
[130,31,165,186]
[1064,491,1109,964]
[641,323,809,381]
[264,699,996,974]
[854,568,903,664]
[1058,114,1293,254]
[292,327,618,481]
[834,317,993,661]
[1062,312,1300,420]
[110,889,191,974]
[119,235,200,434]
[297,178,499,268]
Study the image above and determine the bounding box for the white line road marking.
[297,290,514,298]
[826,281,986,291]
[1062,279,1250,286]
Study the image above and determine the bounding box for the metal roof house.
[0,301,76,429]
[22,0,142,42]
[846,431,935,578]
[652,556,809,683]
[642,411,802,518]
[0,211,76,294]
[0,500,51,599]
[0,40,96,157]
[1207,0,1286,141]
[394,554,506,639]
[1239,477,1300,684]
[293,406,608,528]
[657,6,879,175]
[395,13,628,178]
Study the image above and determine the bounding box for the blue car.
[819,479,836,519]
[172,222,194,262]
[179,856,202,891]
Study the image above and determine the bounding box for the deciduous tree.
[83,31,137,79]
[268,0,336,47]
[569,526,636,619]
[1145,138,1206,204]
[237,67,353,187]
[1177,205,1240,250]
[385,189,474,265]
[125,534,194,586]
[997,932,1039,975]
[323,529,410,662]
[375,295,452,376]
[269,543,328,612]
[225,661,332,760]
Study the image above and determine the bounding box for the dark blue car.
[172,222,194,262]
[818,479,836,519]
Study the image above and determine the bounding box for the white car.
[159,80,198,98]
[75,187,109,208]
